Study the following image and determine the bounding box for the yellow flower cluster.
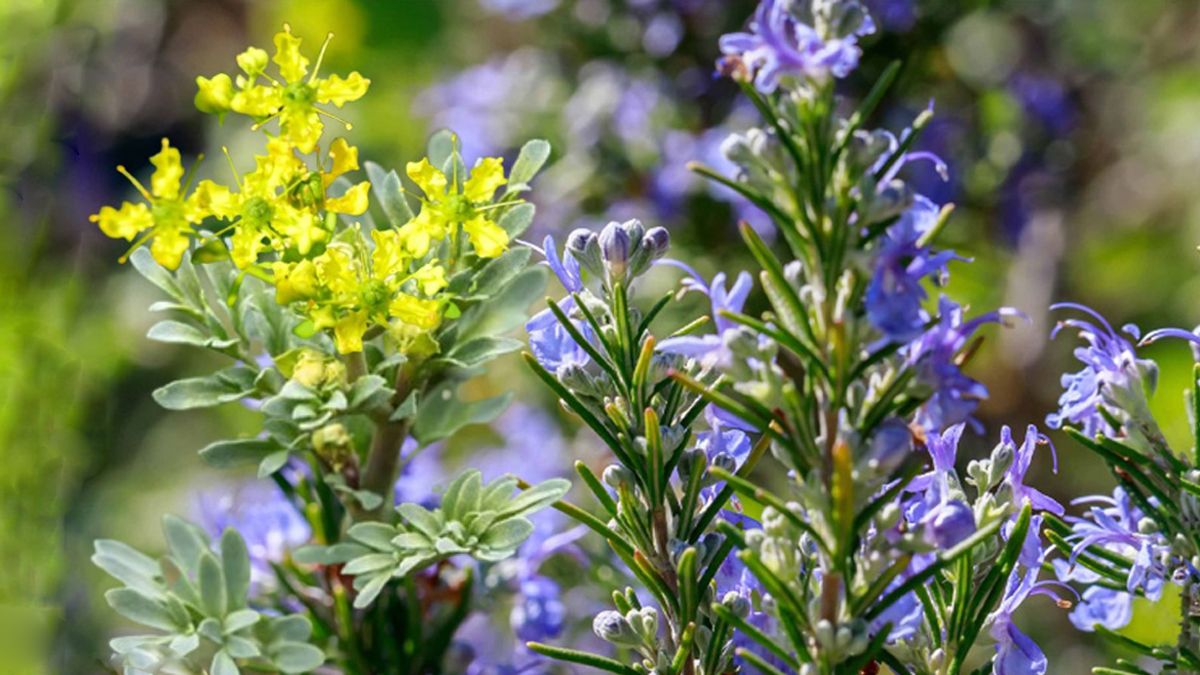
[90,25,520,355]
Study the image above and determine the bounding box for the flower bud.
[603,464,633,490]
[593,611,640,647]
[627,607,659,642]
[721,591,752,619]
[566,228,602,277]
[642,226,670,260]
[928,500,976,549]
[598,221,632,279]
[557,363,594,393]
[876,502,902,530]
[312,423,354,471]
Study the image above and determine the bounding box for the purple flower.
[1046,303,1157,437]
[987,523,1072,675]
[1065,586,1133,632]
[1055,487,1172,615]
[719,0,876,91]
[865,0,916,31]
[415,50,560,160]
[928,499,976,548]
[529,318,592,373]
[999,425,1063,517]
[657,266,754,369]
[511,576,566,642]
[193,481,311,591]
[478,0,559,19]
[989,569,1050,675]
[1009,73,1075,136]
[906,297,1022,433]
[866,195,963,343]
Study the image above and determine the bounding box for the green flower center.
[360,279,391,313]
[152,200,185,227]
[283,81,316,106]
[241,196,273,227]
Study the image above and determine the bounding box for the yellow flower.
[399,155,512,260]
[462,157,507,202]
[333,310,369,354]
[463,215,508,259]
[278,234,449,354]
[195,74,233,117]
[203,25,370,154]
[89,139,207,270]
[389,294,441,331]
[272,259,319,304]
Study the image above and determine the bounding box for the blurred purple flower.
[416,49,561,160]
[866,0,916,32]
[194,481,311,591]
[478,0,560,19]
[1009,74,1075,136]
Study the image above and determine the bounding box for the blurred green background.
[2,0,1199,672]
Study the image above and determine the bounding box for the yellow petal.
[230,226,267,269]
[192,180,239,219]
[236,46,269,76]
[281,107,323,154]
[316,72,370,107]
[333,310,368,353]
[272,25,309,83]
[316,247,359,297]
[275,203,327,255]
[149,139,184,200]
[149,227,191,270]
[371,229,408,280]
[412,262,448,295]
[272,260,319,304]
[396,209,445,258]
[90,201,153,241]
[230,85,283,117]
[462,157,507,203]
[195,74,233,114]
[324,138,359,186]
[389,294,441,331]
[326,181,370,216]
[406,158,447,198]
[462,215,508,258]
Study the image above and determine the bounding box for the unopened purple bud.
[593,610,639,647]
[597,222,632,282]
[599,222,631,265]
[929,500,976,549]
[867,418,913,475]
[567,228,603,277]
[642,226,670,258]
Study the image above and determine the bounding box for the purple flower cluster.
[193,479,311,592]
[1046,303,1157,437]
[1053,487,1174,631]
[905,298,1023,433]
[718,0,876,90]
[866,195,962,344]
